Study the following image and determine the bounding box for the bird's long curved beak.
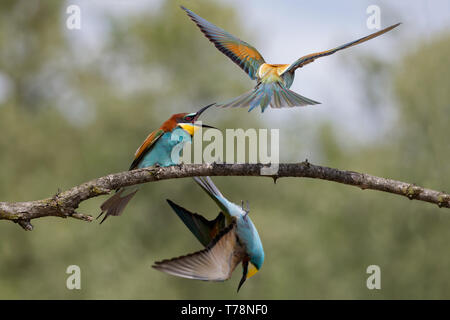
[237,261,249,292]
[237,260,259,292]
[195,123,216,129]
[179,103,217,135]
[193,103,216,121]
[237,261,259,292]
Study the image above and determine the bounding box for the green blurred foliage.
[0,0,449,299]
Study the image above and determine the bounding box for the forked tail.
[217,82,320,112]
[193,177,229,213]
[193,176,223,198]
[97,187,138,224]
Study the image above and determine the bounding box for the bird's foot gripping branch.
[0,162,449,230]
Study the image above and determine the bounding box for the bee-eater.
[153,176,264,292]
[181,6,400,112]
[97,104,215,224]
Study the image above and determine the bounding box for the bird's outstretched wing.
[283,23,401,75]
[166,199,226,247]
[129,129,165,170]
[181,6,265,80]
[153,220,244,281]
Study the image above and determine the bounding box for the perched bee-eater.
[153,177,264,292]
[181,6,400,112]
[97,104,215,224]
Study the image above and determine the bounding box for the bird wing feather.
[181,6,265,80]
[167,199,226,247]
[283,23,401,74]
[152,220,244,281]
[129,129,165,170]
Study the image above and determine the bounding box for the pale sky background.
[54,0,450,143]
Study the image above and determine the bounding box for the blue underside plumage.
[194,177,265,269]
[223,197,264,269]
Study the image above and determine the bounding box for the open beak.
[195,123,216,129]
[188,121,218,132]
[179,103,217,135]
[178,123,216,136]
[193,103,216,122]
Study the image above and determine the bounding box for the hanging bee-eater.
[181,6,400,112]
[97,104,215,224]
[153,177,264,292]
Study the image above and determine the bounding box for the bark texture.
[1,162,448,230]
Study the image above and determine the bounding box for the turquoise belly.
[137,128,191,168]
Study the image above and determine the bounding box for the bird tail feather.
[271,82,321,109]
[193,176,223,198]
[217,82,320,112]
[97,187,138,224]
[194,177,231,223]
[193,176,230,213]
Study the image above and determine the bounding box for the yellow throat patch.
[247,263,259,279]
[178,123,200,136]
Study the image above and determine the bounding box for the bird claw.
[241,200,250,217]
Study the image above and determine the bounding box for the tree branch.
[1,162,449,230]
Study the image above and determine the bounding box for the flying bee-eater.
[153,177,264,292]
[181,6,400,113]
[97,104,215,224]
